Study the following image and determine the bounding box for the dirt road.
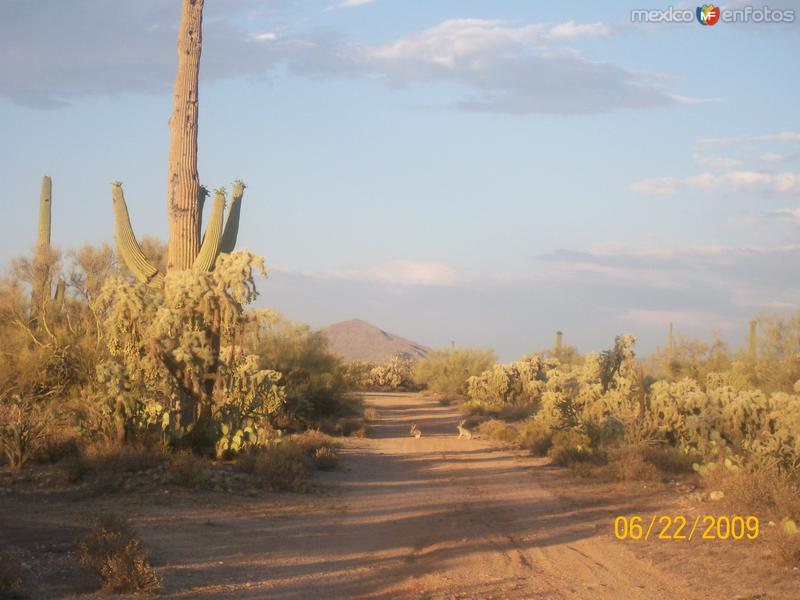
[146,392,700,599]
[7,392,794,599]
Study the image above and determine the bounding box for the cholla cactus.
[95,250,283,445]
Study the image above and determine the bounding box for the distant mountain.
[320,319,429,363]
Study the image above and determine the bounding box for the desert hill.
[320,319,429,362]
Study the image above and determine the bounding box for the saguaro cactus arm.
[112,183,164,287]
[219,179,245,254]
[193,188,225,271]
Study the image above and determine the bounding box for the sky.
[1,0,799,361]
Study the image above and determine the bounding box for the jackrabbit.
[410,424,422,438]
[457,420,472,440]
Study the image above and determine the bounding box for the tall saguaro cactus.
[554,330,563,359]
[112,0,245,282]
[748,319,758,359]
[167,0,204,272]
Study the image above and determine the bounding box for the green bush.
[252,315,348,425]
[414,347,496,396]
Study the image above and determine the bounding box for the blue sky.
[1,0,799,360]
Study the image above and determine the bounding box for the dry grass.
[605,445,659,482]
[66,441,168,492]
[519,419,553,456]
[479,419,519,444]
[702,465,800,565]
[291,430,341,470]
[78,514,161,594]
[167,451,210,488]
[236,442,312,492]
[548,430,593,466]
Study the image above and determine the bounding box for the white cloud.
[0,5,690,115]
[312,260,463,287]
[692,153,743,168]
[628,176,680,195]
[759,152,785,162]
[629,170,800,195]
[326,0,375,10]
[251,31,277,41]
[754,131,800,142]
[547,20,613,39]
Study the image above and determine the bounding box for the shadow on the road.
[135,394,670,599]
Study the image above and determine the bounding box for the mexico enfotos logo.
[631,4,795,24]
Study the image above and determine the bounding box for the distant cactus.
[30,176,68,326]
[554,330,563,359]
[748,319,757,359]
[30,175,53,322]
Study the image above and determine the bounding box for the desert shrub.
[479,419,519,443]
[519,419,554,456]
[606,444,659,481]
[414,348,496,396]
[774,520,800,563]
[237,442,311,492]
[78,515,161,594]
[0,396,50,470]
[342,360,373,389]
[68,441,168,489]
[252,315,349,424]
[290,430,340,470]
[642,445,698,474]
[329,416,367,437]
[312,447,338,471]
[167,451,210,488]
[363,407,379,421]
[548,430,593,466]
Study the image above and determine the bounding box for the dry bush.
[363,407,379,421]
[333,417,366,438]
[548,430,593,466]
[479,419,519,444]
[519,419,553,456]
[570,461,594,478]
[312,447,338,471]
[606,445,659,482]
[236,441,311,492]
[78,514,161,594]
[774,521,800,563]
[67,441,168,491]
[290,430,340,470]
[0,397,51,471]
[167,451,210,488]
[642,445,698,475]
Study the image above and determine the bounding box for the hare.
[410,424,422,438]
[457,420,472,440]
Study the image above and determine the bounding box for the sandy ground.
[2,392,799,599]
